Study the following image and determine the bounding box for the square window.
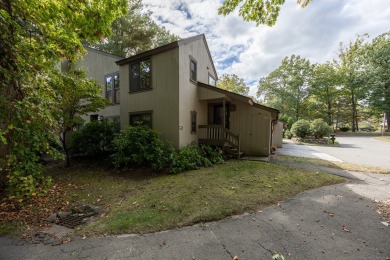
[129,112,152,128]
[130,59,152,92]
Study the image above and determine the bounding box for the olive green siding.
[119,48,180,148]
[230,103,272,156]
[78,48,121,122]
[178,38,217,147]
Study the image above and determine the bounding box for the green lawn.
[1,160,345,236]
[48,160,344,235]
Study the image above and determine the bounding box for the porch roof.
[198,82,280,120]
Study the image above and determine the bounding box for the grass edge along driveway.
[60,160,345,235]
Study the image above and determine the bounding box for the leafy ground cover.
[0,159,344,236]
[272,154,390,174]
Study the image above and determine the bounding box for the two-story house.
[81,34,280,157]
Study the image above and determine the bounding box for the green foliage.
[218,0,311,26]
[308,62,339,125]
[0,0,127,198]
[310,119,331,139]
[111,126,172,171]
[279,114,294,130]
[258,55,312,121]
[70,121,116,157]
[170,144,223,174]
[290,119,311,138]
[217,74,249,96]
[92,0,179,57]
[364,32,390,131]
[50,68,106,166]
[339,126,350,132]
[284,129,293,139]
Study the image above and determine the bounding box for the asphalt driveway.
[276,136,390,169]
[1,168,389,260]
[311,136,390,169]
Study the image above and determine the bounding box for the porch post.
[222,98,226,128]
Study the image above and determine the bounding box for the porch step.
[224,146,244,158]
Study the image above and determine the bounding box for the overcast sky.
[143,0,390,96]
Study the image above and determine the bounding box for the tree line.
[257,32,390,132]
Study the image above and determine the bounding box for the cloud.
[143,0,390,96]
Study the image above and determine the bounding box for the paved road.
[275,140,343,162]
[1,169,389,260]
[312,136,390,169]
[277,136,390,169]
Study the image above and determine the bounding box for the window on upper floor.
[208,74,216,87]
[105,72,120,104]
[130,59,152,92]
[190,57,197,83]
[129,111,152,128]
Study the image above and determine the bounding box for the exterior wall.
[272,121,284,148]
[119,48,180,147]
[178,38,217,147]
[229,101,272,156]
[76,48,121,122]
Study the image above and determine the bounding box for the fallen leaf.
[342,226,350,232]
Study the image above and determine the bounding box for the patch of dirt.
[378,200,390,222]
[0,183,69,234]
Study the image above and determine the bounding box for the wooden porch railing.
[198,125,241,158]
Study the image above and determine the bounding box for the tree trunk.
[62,130,71,167]
[327,101,332,126]
[386,113,390,132]
[351,91,357,132]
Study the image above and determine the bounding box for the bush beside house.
[70,121,115,157]
[70,123,223,173]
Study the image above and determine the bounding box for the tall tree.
[364,32,390,131]
[257,55,311,121]
[217,74,249,96]
[337,35,368,132]
[0,0,127,197]
[218,0,311,26]
[92,0,179,57]
[308,62,339,126]
[50,69,106,167]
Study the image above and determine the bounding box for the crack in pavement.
[209,229,235,259]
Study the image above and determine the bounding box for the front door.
[210,104,230,129]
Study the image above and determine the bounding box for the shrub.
[290,119,311,138]
[310,119,331,139]
[170,144,223,174]
[198,145,224,164]
[111,125,172,171]
[284,129,293,139]
[70,120,115,157]
[339,126,350,132]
